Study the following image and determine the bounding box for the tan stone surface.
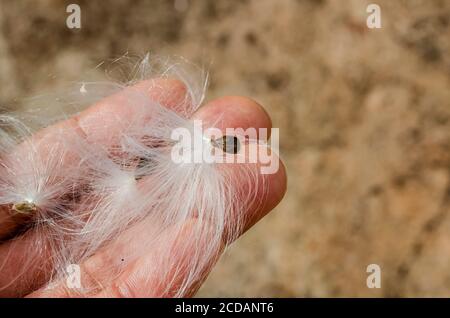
[0,0,449,297]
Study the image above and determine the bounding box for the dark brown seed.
[211,136,240,154]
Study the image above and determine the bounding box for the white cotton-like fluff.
[0,55,266,297]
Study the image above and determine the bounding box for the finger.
[0,79,191,294]
[193,96,286,237]
[29,96,286,298]
[0,206,25,239]
[94,219,223,298]
[193,96,273,139]
[0,79,189,240]
[0,230,53,297]
[28,218,222,298]
[74,79,190,145]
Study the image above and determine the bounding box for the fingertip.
[233,147,287,235]
[193,96,272,137]
[193,95,284,235]
[262,153,287,214]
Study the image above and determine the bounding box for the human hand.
[0,79,286,297]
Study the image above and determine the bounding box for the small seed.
[211,136,240,154]
[11,201,37,215]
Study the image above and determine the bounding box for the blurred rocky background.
[0,0,449,297]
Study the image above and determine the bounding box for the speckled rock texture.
[0,0,449,297]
